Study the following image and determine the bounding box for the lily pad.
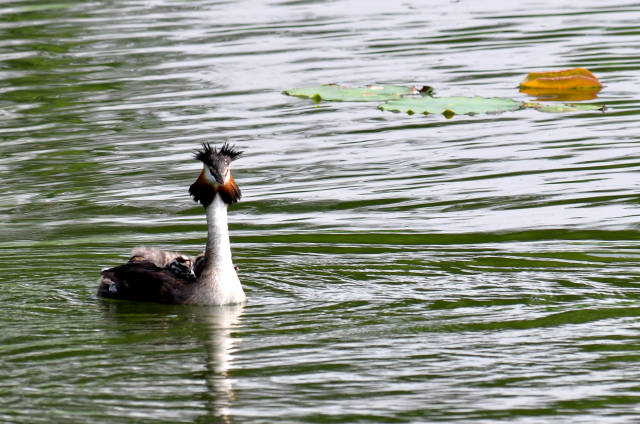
[285,84,605,117]
[284,84,420,102]
[379,96,524,116]
[524,102,605,113]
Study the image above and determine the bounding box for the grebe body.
[97,143,246,305]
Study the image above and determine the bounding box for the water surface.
[2,1,640,422]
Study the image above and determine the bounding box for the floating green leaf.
[284,84,420,102]
[379,96,524,116]
[523,102,605,113]
[285,84,605,116]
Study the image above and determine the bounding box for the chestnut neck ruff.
[189,168,241,207]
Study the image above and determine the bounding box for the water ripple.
[2,0,640,423]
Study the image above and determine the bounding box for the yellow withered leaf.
[519,68,602,100]
[520,68,602,90]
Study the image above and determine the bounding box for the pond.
[1,1,640,422]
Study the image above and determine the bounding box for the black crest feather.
[219,142,243,160]
[194,142,242,165]
[194,143,214,165]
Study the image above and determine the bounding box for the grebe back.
[97,142,246,305]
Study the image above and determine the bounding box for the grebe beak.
[208,166,224,184]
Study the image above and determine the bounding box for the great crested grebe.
[97,143,246,305]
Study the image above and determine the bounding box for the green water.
[2,1,640,422]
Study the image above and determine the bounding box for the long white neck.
[205,194,233,268]
[191,194,246,305]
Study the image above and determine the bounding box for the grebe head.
[189,142,242,206]
[195,142,242,185]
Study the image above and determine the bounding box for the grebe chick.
[129,246,190,267]
[97,142,246,305]
[129,247,197,280]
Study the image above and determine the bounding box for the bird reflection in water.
[198,303,245,423]
[96,300,245,423]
